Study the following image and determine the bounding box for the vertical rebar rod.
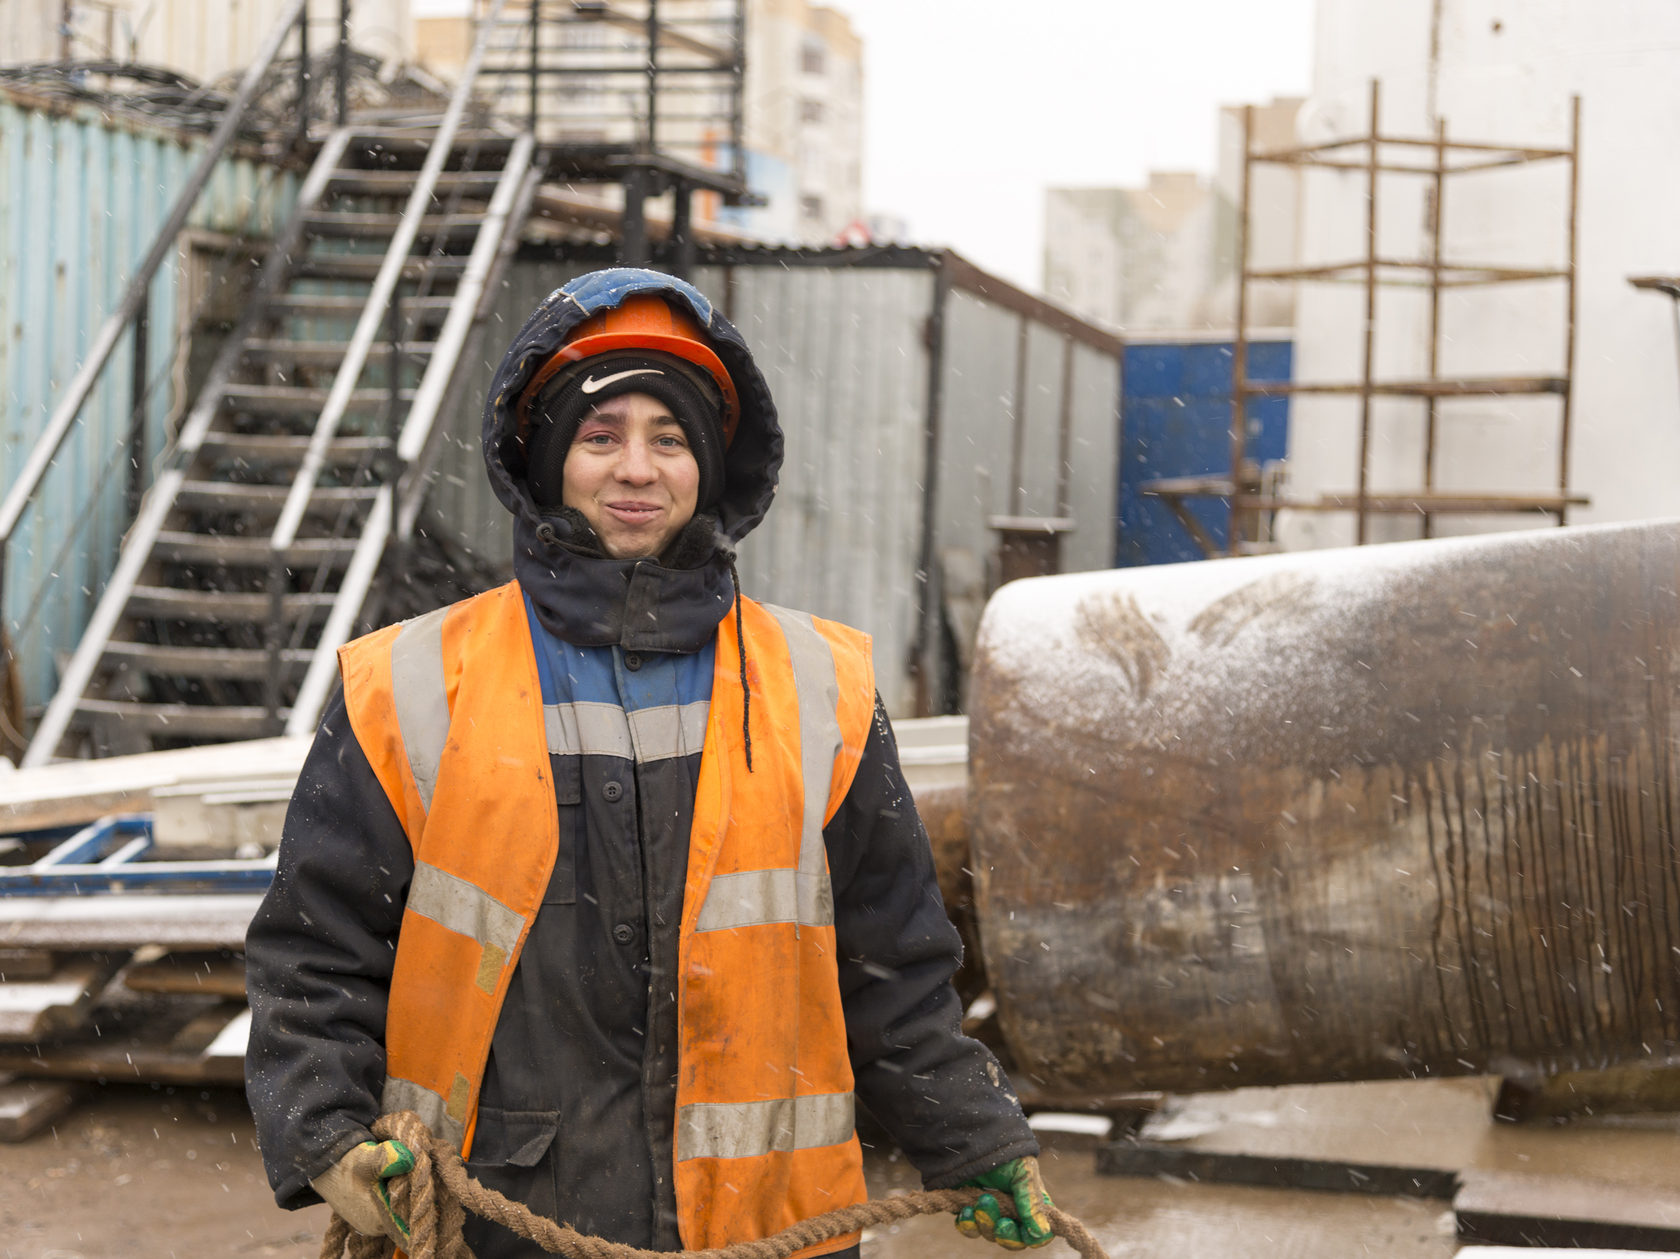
[336,0,350,126]
[731,0,747,187]
[529,0,540,135]
[1558,95,1581,526]
[1357,80,1381,546]
[645,0,660,152]
[1228,104,1254,556]
[1423,115,1446,539]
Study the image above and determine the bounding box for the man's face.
[561,391,700,560]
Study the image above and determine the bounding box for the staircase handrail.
[283,131,538,736]
[266,0,512,559]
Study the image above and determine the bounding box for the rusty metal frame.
[1211,78,1584,555]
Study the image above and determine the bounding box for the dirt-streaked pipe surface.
[968,520,1680,1101]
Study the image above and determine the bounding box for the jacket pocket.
[546,755,579,904]
[464,1106,561,1220]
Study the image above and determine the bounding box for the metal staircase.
[16,3,540,766]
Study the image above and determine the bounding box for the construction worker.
[244,267,1053,1258]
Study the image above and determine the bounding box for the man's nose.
[615,439,657,483]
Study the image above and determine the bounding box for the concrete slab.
[1120,1076,1680,1195]
[864,1128,1457,1259]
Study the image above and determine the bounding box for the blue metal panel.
[0,94,297,712]
[1116,339,1292,566]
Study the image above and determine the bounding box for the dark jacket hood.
[482,268,783,651]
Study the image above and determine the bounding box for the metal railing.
[0,0,353,745]
[267,0,535,735]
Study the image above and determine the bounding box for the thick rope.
[320,1112,1109,1259]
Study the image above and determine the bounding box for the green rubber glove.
[954,1155,1054,1250]
[309,1137,416,1245]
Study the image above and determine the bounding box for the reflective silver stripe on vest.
[695,868,832,931]
[406,862,524,955]
[388,606,451,811]
[694,605,842,935]
[544,701,631,758]
[627,700,709,763]
[544,700,709,763]
[676,1091,854,1162]
[382,1076,467,1150]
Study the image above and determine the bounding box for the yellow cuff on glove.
[309,1138,415,1246]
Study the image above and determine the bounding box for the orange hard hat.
[519,294,741,442]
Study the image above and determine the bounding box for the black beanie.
[524,351,728,513]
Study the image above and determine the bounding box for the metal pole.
[126,296,150,521]
[911,258,952,717]
[1558,95,1581,526]
[621,167,650,265]
[1228,104,1254,556]
[1055,336,1075,519]
[295,3,311,152]
[1357,80,1381,546]
[669,183,694,278]
[1423,114,1446,539]
[529,0,540,135]
[646,0,660,153]
[1008,315,1029,517]
[730,0,746,188]
[337,0,350,127]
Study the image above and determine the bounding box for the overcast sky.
[838,0,1317,289]
[418,0,1318,292]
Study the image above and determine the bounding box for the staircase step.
[345,131,515,159]
[240,340,438,367]
[218,384,415,414]
[268,294,455,319]
[153,531,361,568]
[195,431,393,465]
[291,254,471,282]
[302,211,487,241]
[126,586,337,623]
[103,641,314,680]
[74,699,278,739]
[325,169,503,196]
[177,481,378,519]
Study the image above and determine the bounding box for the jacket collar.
[513,515,734,652]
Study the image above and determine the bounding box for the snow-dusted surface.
[975,517,1678,760]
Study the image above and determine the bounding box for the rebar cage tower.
[1153,79,1583,556]
[477,0,753,271]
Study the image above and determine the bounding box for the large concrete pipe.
[967,520,1680,1103]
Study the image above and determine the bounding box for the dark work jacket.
[243,269,1037,1257]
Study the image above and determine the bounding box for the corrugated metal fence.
[0,91,297,711]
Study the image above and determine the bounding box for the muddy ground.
[0,1083,1465,1259]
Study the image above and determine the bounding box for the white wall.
[1280,0,1680,550]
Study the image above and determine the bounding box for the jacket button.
[603,780,623,802]
[613,923,635,945]
[624,652,642,671]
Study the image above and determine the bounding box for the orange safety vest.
[338,580,876,1257]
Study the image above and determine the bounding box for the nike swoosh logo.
[580,367,664,394]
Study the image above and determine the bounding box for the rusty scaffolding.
[1146,80,1584,556]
